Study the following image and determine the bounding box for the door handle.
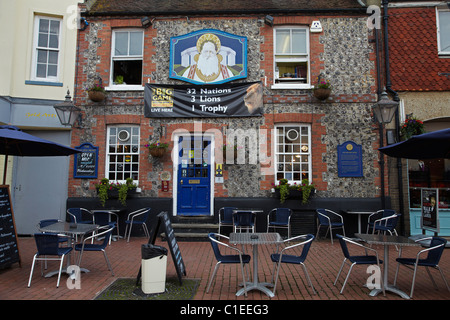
[180,180,183,184]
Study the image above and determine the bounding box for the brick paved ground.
[2,235,450,304]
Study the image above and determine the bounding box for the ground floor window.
[106,125,140,183]
[408,158,450,209]
[275,124,311,184]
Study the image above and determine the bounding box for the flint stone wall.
[79,17,379,199]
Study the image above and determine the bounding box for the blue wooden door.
[177,136,211,216]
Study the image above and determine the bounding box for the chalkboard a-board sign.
[0,185,20,269]
[137,211,186,285]
[74,143,98,178]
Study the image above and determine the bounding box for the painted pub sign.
[169,29,247,85]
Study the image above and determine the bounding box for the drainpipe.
[375,26,385,208]
[382,0,405,235]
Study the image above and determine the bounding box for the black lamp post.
[372,88,399,208]
[54,90,81,128]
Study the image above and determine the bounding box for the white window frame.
[108,29,144,91]
[272,26,311,89]
[31,15,62,82]
[437,8,450,55]
[106,125,140,184]
[274,124,312,185]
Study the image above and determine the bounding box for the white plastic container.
[141,255,167,294]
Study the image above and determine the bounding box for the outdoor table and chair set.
[26,205,449,299]
[208,207,450,299]
[209,207,314,298]
[27,207,151,288]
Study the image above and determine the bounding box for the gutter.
[83,8,368,17]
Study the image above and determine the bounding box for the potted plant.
[298,179,315,204]
[117,178,137,206]
[146,141,169,157]
[86,83,106,102]
[114,75,124,85]
[273,178,315,204]
[95,178,137,207]
[313,78,331,101]
[273,179,293,204]
[95,178,111,207]
[400,115,425,140]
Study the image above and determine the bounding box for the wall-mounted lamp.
[54,90,82,128]
[141,16,152,28]
[372,89,399,124]
[264,15,274,27]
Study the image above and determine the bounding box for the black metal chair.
[124,208,151,242]
[267,208,292,239]
[28,233,73,287]
[232,210,256,233]
[67,208,94,224]
[270,234,316,295]
[334,234,384,295]
[316,208,345,244]
[93,211,117,245]
[206,233,251,296]
[218,207,237,234]
[373,214,401,236]
[38,219,69,245]
[75,225,115,276]
[394,237,450,298]
[366,209,395,233]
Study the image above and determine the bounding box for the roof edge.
[83,7,368,17]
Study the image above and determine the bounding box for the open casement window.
[109,29,144,90]
[272,27,310,89]
[106,125,140,184]
[275,124,311,184]
[437,10,450,55]
[31,16,62,82]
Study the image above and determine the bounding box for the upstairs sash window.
[273,27,310,89]
[32,16,61,81]
[110,29,144,89]
[438,10,450,55]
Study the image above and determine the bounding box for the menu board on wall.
[0,186,20,269]
[74,143,98,178]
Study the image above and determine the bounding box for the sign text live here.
[144,82,263,118]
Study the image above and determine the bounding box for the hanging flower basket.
[400,115,425,140]
[146,141,169,158]
[88,90,105,102]
[149,147,166,157]
[313,77,331,101]
[313,88,331,101]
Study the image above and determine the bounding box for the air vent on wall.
[286,129,299,141]
[118,130,130,142]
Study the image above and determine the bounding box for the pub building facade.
[68,0,394,237]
